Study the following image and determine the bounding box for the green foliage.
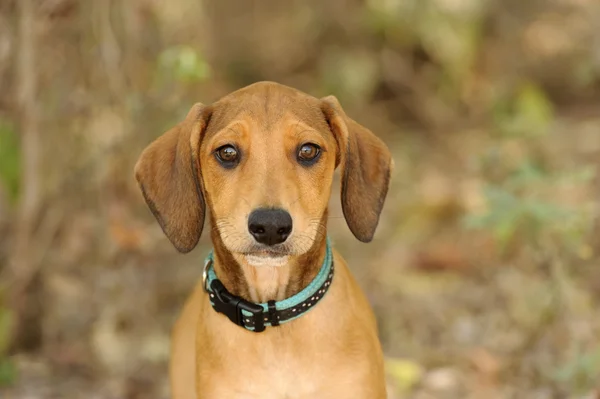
[320,49,379,104]
[572,60,600,89]
[416,5,482,89]
[463,82,590,254]
[158,45,211,84]
[492,83,554,138]
[385,357,423,393]
[463,160,594,253]
[0,118,20,203]
[0,299,15,387]
[554,346,600,394]
[0,305,12,356]
[365,0,483,90]
[0,357,16,387]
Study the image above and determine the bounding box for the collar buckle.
[210,279,266,333]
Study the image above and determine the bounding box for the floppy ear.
[134,103,210,253]
[321,96,393,243]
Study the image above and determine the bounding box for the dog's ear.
[321,96,393,242]
[134,103,210,253]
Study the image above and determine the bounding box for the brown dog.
[135,82,393,398]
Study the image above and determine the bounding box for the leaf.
[0,357,16,387]
[493,82,554,138]
[419,11,482,87]
[504,161,546,190]
[556,165,596,185]
[0,119,20,203]
[385,357,424,392]
[158,45,211,84]
[553,346,600,393]
[320,49,379,105]
[0,304,16,386]
[0,307,12,356]
[514,83,554,136]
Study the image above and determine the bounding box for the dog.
[134,82,393,398]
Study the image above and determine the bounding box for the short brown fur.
[135,82,393,398]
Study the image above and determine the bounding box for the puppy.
[135,82,393,398]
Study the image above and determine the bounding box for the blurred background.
[0,0,599,398]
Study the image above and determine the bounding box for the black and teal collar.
[202,238,334,332]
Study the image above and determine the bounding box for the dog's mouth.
[241,247,290,267]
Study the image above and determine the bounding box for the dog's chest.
[198,335,343,398]
[213,350,325,398]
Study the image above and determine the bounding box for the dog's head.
[135,82,392,265]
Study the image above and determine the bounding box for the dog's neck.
[209,226,327,303]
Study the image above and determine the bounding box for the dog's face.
[199,93,338,265]
[135,82,392,261]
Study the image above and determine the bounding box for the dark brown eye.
[215,145,239,167]
[297,143,321,165]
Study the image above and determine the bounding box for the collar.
[202,238,334,333]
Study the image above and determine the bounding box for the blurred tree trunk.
[9,0,42,351]
[203,0,262,85]
[93,0,126,101]
[204,0,324,86]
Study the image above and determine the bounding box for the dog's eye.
[215,145,239,167]
[297,143,321,165]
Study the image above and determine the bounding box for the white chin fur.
[244,254,289,267]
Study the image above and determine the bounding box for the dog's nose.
[248,208,293,246]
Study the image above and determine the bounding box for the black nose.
[248,208,293,246]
